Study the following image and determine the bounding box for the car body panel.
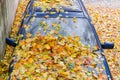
[8,0,112,79]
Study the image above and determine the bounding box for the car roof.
[26,0,85,18]
[33,0,82,12]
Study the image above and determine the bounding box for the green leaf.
[68,62,75,70]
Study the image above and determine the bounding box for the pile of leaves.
[10,33,106,80]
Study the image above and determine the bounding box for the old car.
[7,0,114,79]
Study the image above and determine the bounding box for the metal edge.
[8,1,33,80]
[78,0,112,79]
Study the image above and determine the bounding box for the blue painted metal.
[8,0,113,79]
[6,38,17,47]
[34,12,84,18]
[35,7,83,12]
[102,42,114,49]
